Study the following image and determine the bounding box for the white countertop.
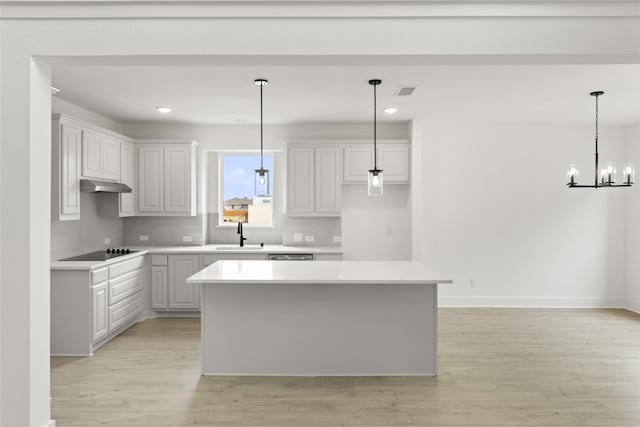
[187,260,453,285]
[50,245,342,271]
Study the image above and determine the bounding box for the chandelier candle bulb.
[605,161,617,184]
[567,164,579,185]
[624,163,635,184]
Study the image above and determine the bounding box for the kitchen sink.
[215,246,264,251]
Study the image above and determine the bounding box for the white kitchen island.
[186,260,452,376]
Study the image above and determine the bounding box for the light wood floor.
[51,308,640,426]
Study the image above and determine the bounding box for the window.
[220,154,273,226]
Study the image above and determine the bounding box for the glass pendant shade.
[566,163,579,185]
[255,168,270,196]
[368,169,384,196]
[623,163,635,184]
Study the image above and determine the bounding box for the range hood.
[80,179,132,193]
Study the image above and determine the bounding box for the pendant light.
[567,91,634,188]
[368,79,383,196]
[254,78,270,196]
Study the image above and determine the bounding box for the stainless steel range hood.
[80,179,132,193]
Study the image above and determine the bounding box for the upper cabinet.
[81,129,121,182]
[287,145,342,217]
[52,115,82,221]
[137,141,198,216]
[52,114,134,221]
[343,143,410,183]
[118,141,135,217]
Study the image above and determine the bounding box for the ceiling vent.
[395,86,417,96]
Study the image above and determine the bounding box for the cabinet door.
[91,282,108,343]
[287,147,314,215]
[314,147,342,214]
[343,146,373,182]
[379,145,410,182]
[168,255,200,310]
[82,130,103,179]
[151,266,168,310]
[59,122,82,220]
[138,145,164,213]
[102,138,121,182]
[164,145,191,214]
[344,145,410,183]
[119,142,135,216]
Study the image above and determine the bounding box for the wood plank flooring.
[51,308,640,426]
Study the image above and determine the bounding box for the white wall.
[413,119,627,307]
[624,122,640,312]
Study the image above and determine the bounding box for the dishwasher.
[268,254,314,261]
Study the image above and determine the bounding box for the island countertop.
[187,260,453,285]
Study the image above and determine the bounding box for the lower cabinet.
[91,282,108,342]
[51,254,146,356]
[151,254,199,311]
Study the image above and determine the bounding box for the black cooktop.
[60,249,137,262]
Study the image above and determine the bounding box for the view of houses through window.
[221,154,273,225]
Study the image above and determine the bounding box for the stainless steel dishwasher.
[267,254,314,261]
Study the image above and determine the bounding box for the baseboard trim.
[41,420,56,427]
[438,296,627,308]
[147,311,201,319]
[624,298,640,314]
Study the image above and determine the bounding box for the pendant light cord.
[373,82,377,169]
[260,82,264,170]
[594,92,599,186]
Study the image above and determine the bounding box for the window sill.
[215,224,275,229]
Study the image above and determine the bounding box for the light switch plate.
[139,235,149,242]
[182,235,193,242]
[304,235,315,242]
[104,237,111,245]
[333,236,342,243]
[293,233,303,242]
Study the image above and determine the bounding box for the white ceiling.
[50,59,640,126]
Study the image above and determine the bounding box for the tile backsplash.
[123,214,206,246]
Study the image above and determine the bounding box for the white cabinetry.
[137,141,197,216]
[91,282,108,342]
[53,114,135,220]
[287,145,342,217]
[343,143,410,183]
[119,141,135,216]
[151,254,199,311]
[81,129,121,182]
[51,254,145,356]
[52,115,82,221]
[168,255,200,309]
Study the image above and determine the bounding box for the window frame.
[217,151,275,228]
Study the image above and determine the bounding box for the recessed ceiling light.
[156,106,172,114]
[50,86,61,95]
[384,107,398,115]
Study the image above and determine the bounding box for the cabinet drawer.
[108,291,144,332]
[109,268,144,305]
[91,267,109,284]
[151,255,168,266]
[109,255,144,278]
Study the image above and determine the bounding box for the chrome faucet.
[237,221,247,247]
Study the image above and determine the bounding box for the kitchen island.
[187,260,452,376]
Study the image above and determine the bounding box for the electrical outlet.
[139,235,149,242]
[104,237,111,245]
[333,236,342,243]
[304,235,315,242]
[293,233,303,242]
[470,278,476,289]
[182,235,193,242]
